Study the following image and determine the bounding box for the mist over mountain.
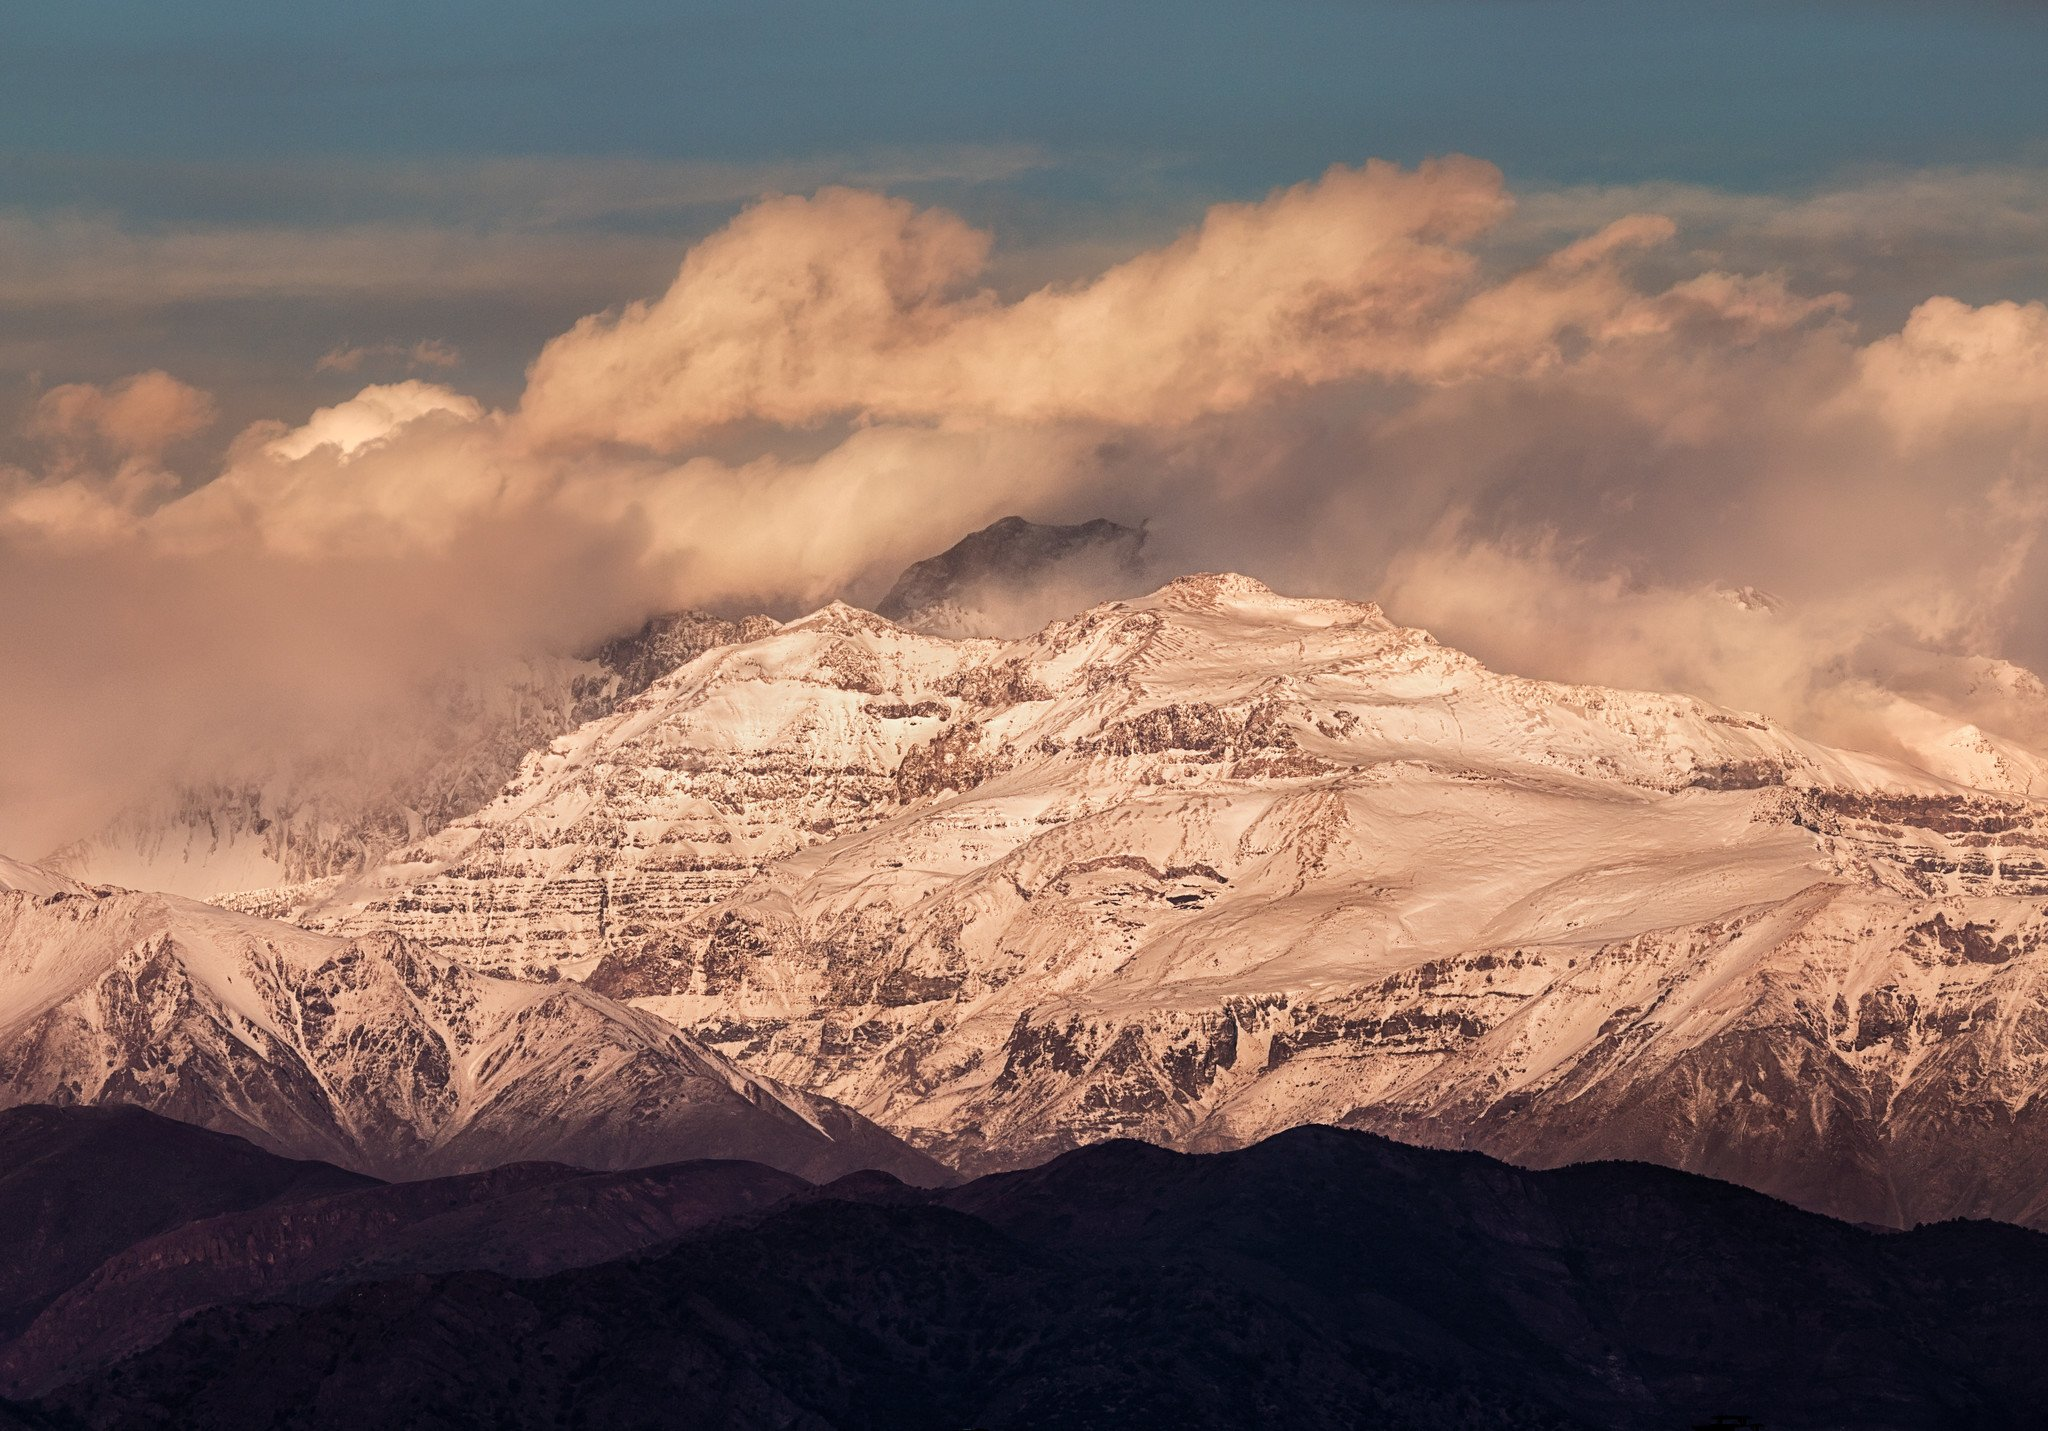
[13,154,2048,874]
[43,610,782,897]
[43,522,1133,899]
[43,518,1147,902]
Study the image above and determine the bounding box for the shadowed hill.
[873,514,1147,634]
[16,1115,2048,1429]
[0,1106,371,1343]
[0,1107,808,1400]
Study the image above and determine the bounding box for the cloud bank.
[8,155,2048,853]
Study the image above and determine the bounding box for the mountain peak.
[875,515,1148,637]
[1138,570,1389,628]
[1147,570,1284,610]
[780,599,902,636]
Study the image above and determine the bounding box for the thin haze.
[5,1,2048,853]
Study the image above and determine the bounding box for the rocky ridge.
[0,865,943,1186]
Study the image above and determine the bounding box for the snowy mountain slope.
[0,858,85,899]
[0,864,943,1185]
[276,574,2048,1226]
[285,603,998,975]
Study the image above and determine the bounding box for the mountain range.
[13,517,2048,1238]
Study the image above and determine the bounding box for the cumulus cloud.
[260,381,485,464]
[10,156,2048,853]
[518,159,1831,449]
[1856,296,2048,444]
[27,371,217,458]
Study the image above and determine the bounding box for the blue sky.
[7,0,2048,189]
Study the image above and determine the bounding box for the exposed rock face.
[275,573,2048,1227]
[874,514,1149,636]
[589,610,784,699]
[0,870,945,1186]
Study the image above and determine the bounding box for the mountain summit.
[874,514,1148,636]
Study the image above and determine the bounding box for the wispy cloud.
[316,339,462,375]
[0,144,1054,304]
[1502,163,2048,324]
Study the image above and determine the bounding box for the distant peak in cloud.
[875,515,1150,637]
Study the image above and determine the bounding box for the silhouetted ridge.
[0,1106,372,1344]
[0,1107,810,1400]
[14,1120,2048,1428]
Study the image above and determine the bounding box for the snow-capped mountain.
[0,856,84,900]
[281,573,2048,1228]
[0,862,942,1185]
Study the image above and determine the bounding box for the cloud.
[1500,164,2048,332]
[1856,296,2048,444]
[0,214,684,309]
[0,146,1054,312]
[260,381,484,464]
[521,158,1814,448]
[27,371,217,458]
[316,339,462,375]
[11,156,2048,854]
[5,147,1054,234]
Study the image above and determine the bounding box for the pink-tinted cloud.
[519,158,1795,449]
[28,371,217,458]
[8,157,2048,855]
[1856,296,2048,445]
